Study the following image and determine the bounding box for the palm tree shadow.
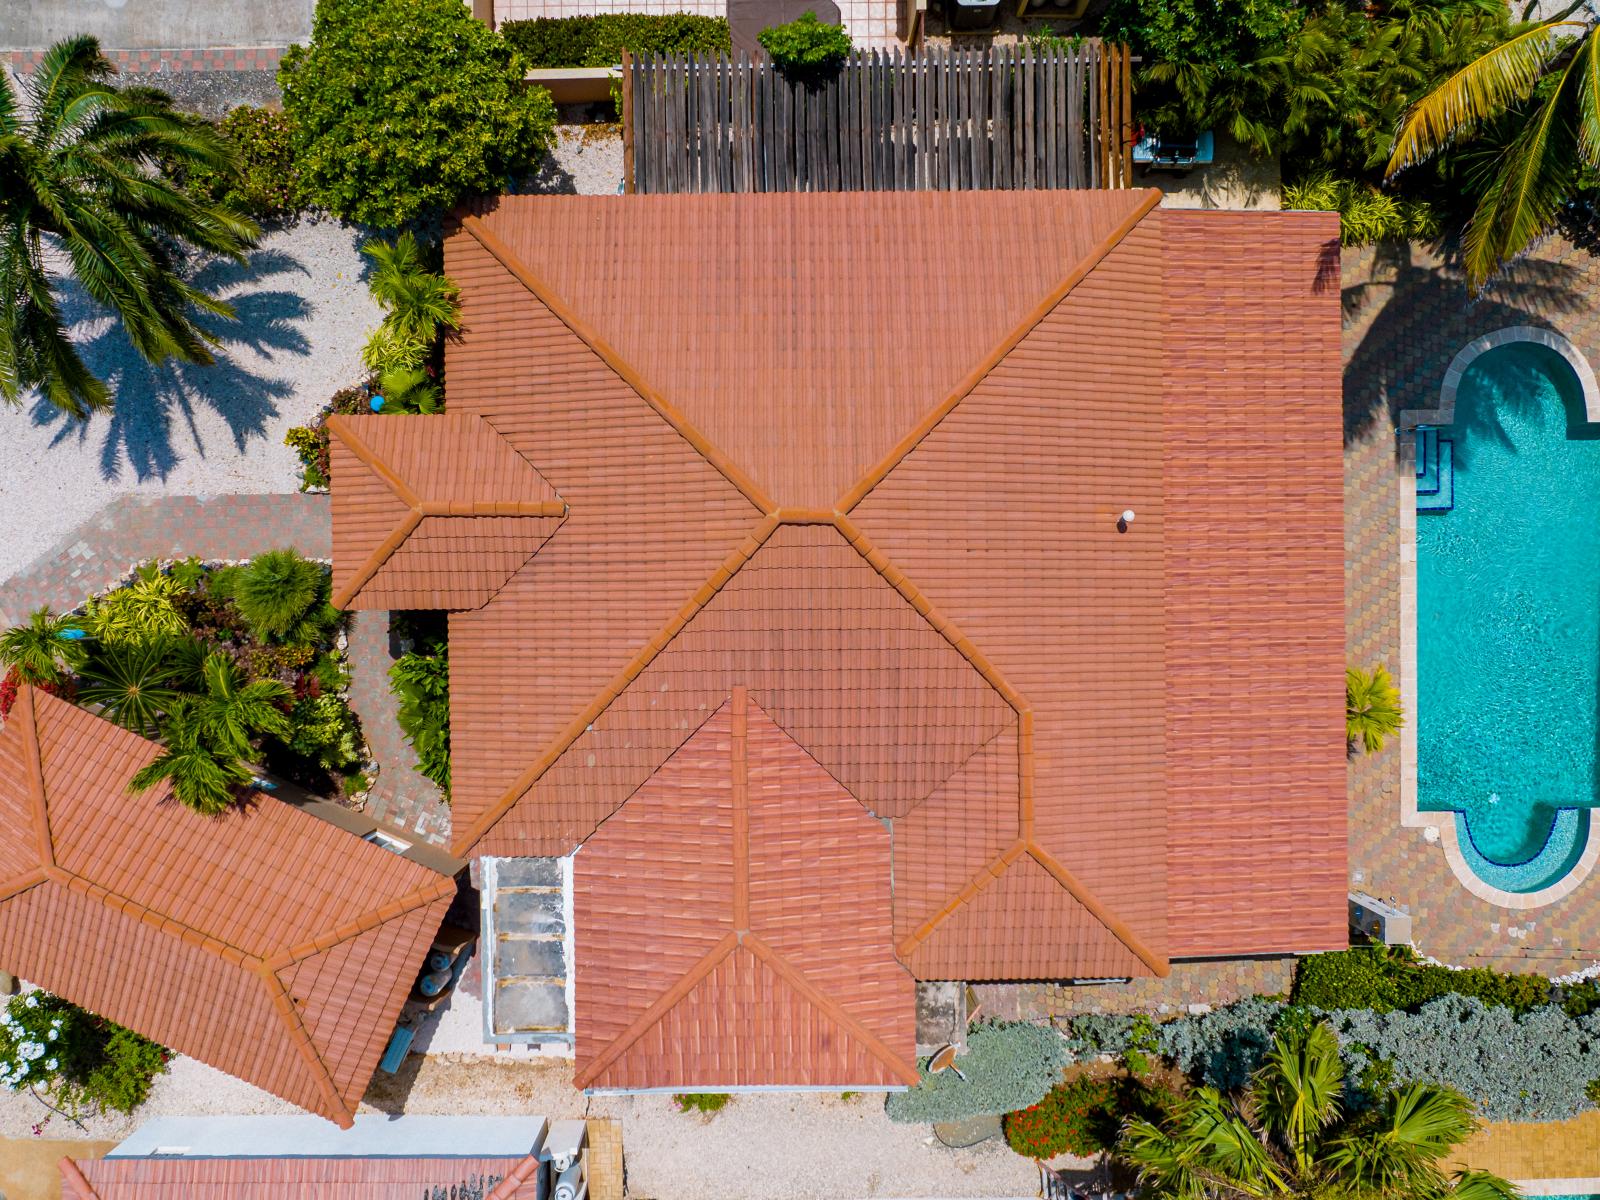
[29,247,314,483]
[1341,238,1591,447]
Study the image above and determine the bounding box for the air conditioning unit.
[1349,891,1412,946]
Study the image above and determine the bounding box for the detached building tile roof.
[329,191,1347,1082]
[0,687,456,1126]
[60,1155,542,1199]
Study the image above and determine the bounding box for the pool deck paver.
[1343,234,1600,974]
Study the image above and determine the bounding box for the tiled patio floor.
[1344,234,1600,974]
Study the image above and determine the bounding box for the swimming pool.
[1416,341,1599,894]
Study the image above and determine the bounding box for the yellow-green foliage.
[1283,175,1441,246]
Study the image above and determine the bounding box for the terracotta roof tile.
[0,689,455,1125]
[328,413,565,610]
[63,1156,543,1199]
[574,692,916,1090]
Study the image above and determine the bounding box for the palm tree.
[0,606,87,684]
[230,549,333,643]
[1387,17,1600,287]
[361,232,461,350]
[77,638,184,735]
[0,36,259,417]
[1348,663,1406,754]
[373,364,441,414]
[191,650,290,756]
[128,698,253,815]
[1120,1021,1518,1200]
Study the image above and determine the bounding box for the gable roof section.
[573,689,917,1090]
[328,413,567,610]
[61,1155,543,1199]
[0,688,456,1126]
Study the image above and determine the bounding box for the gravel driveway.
[0,218,378,586]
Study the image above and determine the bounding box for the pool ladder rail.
[1415,425,1455,513]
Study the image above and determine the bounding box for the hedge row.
[1289,946,1597,1016]
[500,13,731,68]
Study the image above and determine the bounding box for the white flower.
[47,1029,57,1041]
[24,995,37,1008]
[45,1059,56,1071]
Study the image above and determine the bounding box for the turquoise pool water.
[1417,342,1599,892]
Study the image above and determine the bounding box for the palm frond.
[77,639,184,736]
[1446,1169,1521,1200]
[1387,21,1585,177]
[1327,1084,1477,1198]
[1252,1021,1344,1174]
[1347,664,1406,753]
[0,607,88,684]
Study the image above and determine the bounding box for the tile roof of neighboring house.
[60,1155,542,1199]
[327,413,567,610]
[573,688,917,1090]
[0,687,456,1127]
[327,192,1344,998]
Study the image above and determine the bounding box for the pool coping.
[1397,325,1600,910]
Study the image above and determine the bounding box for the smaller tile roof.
[0,687,457,1126]
[574,687,917,1090]
[327,413,567,610]
[60,1155,542,1199]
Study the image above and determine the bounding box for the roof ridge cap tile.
[742,933,919,1086]
[258,962,357,1127]
[57,1157,103,1200]
[834,187,1162,515]
[16,686,54,868]
[264,870,458,972]
[485,1154,545,1199]
[459,214,776,515]
[1025,841,1169,976]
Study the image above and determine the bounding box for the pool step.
[1415,426,1455,513]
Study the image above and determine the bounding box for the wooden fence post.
[622,49,635,194]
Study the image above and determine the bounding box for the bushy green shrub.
[280,0,557,226]
[1072,997,1286,1093]
[287,694,364,771]
[286,425,330,490]
[500,13,730,68]
[82,574,189,645]
[1291,947,1551,1015]
[185,106,303,219]
[674,1092,731,1113]
[757,11,852,72]
[886,1021,1070,1124]
[230,550,335,644]
[0,991,167,1118]
[1003,1074,1118,1158]
[1283,177,1441,247]
[390,649,450,793]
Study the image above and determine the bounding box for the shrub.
[0,991,167,1118]
[674,1092,731,1114]
[286,425,330,490]
[81,575,190,645]
[280,0,557,226]
[230,550,334,644]
[1003,1074,1119,1159]
[390,649,450,793]
[0,666,75,720]
[500,13,731,68]
[1072,997,1286,1093]
[185,105,303,219]
[757,11,852,73]
[286,694,364,772]
[1283,176,1441,246]
[886,1021,1071,1124]
[1291,947,1551,1016]
[1345,663,1404,754]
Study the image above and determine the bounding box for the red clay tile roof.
[573,688,916,1090]
[328,413,567,610]
[352,193,1344,992]
[60,1155,542,1199]
[0,688,456,1126]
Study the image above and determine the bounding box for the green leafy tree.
[77,639,186,736]
[230,549,335,644]
[128,698,255,815]
[758,11,853,72]
[1347,663,1405,754]
[1119,1020,1518,1200]
[1387,17,1600,286]
[191,651,291,757]
[0,607,86,685]
[0,36,258,418]
[280,0,557,226]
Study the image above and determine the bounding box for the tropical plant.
[279,0,557,226]
[128,698,255,815]
[1004,1074,1141,1159]
[390,648,450,791]
[0,991,167,1119]
[1119,1020,1518,1200]
[180,105,303,220]
[81,575,189,645]
[757,11,852,72]
[360,322,427,377]
[285,693,363,771]
[1386,16,1600,286]
[1347,663,1405,754]
[363,232,461,348]
[1283,175,1442,244]
[0,36,259,418]
[0,667,75,720]
[76,639,186,735]
[372,365,441,414]
[229,549,334,643]
[0,607,86,685]
[190,651,291,756]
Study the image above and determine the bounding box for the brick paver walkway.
[981,959,1297,1021]
[0,491,449,846]
[1343,235,1600,975]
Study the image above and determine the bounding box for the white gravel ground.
[0,217,379,585]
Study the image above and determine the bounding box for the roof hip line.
[1026,841,1170,976]
[18,689,55,868]
[57,1158,101,1200]
[264,871,459,972]
[258,963,356,1128]
[453,513,782,855]
[460,214,776,515]
[833,188,1162,515]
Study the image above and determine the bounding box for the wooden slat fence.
[622,43,1134,194]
